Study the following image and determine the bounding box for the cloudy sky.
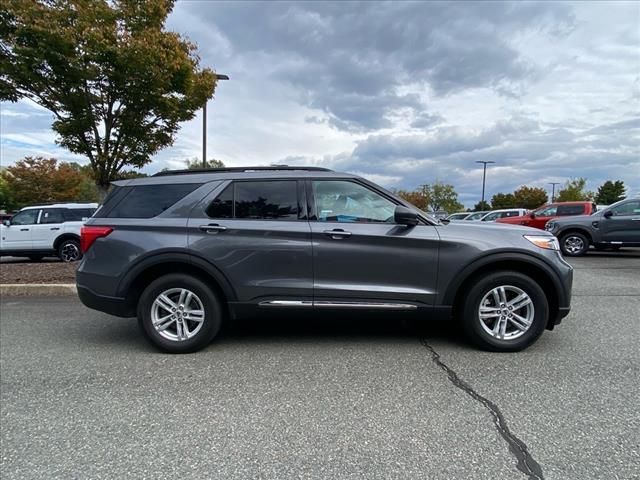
[1,0,639,206]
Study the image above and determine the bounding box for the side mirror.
[2,220,10,227]
[603,210,613,218]
[394,206,419,226]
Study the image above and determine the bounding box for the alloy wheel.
[151,288,205,341]
[478,285,535,340]
[563,236,585,255]
[60,243,81,262]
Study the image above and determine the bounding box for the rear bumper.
[77,284,135,318]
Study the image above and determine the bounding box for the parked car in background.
[0,203,97,261]
[76,166,572,354]
[446,212,471,221]
[546,198,640,256]
[465,211,489,221]
[496,201,597,230]
[431,210,449,220]
[480,208,529,222]
[0,213,14,223]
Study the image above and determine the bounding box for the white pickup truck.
[0,203,97,262]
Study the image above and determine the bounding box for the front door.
[308,179,440,307]
[600,200,640,243]
[188,179,313,304]
[0,209,39,251]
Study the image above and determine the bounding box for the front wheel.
[560,232,589,256]
[460,271,548,352]
[137,273,223,353]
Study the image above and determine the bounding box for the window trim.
[10,209,40,226]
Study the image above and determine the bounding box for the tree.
[491,193,516,209]
[0,169,17,211]
[595,180,626,205]
[185,158,225,170]
[556,178,594,202]
[513,186,548,209]
[473,200,491,211]
[1,0,217,194]
[421,182,464,213]
[5,157,89,206]
[396,189,428,211]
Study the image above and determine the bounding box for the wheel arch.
[53,233,80,251]
[557,227,593,244]
[444,253,564,330]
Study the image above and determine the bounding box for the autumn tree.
[396,189,428,211]
[556,178,594,202]
[0,0,218,194]
[185,158,225,170]
[4,157,88,206]
[491,193,516,209]
[420,182,464,213]
[513,186,548,209]
[595,180,626,205]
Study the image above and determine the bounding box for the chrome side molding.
[259,300,417,310]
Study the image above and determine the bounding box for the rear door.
[31,208,65,249]
[0,209,39,251]
[188,179,313,304]
[308,179,440,307]
[600,200,640,243]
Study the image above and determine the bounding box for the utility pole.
[548,182,560,202]
[203,73,230,168]
[475,161,495,205]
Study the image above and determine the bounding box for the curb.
[0,284,77,296]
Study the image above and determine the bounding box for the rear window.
[63,208,96,221]
[557,205,585,216]
[206,181,300,220]
[98,184,201,218]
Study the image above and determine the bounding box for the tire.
[28,255,44,261]
[460,271,548,352]
[58,239,82,262]
[137,273,223,353]
[559,232,589,256]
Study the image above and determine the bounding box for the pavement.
[1,251,639,480]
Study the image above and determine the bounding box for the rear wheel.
[58,239,81,262]
[560,232,589,256]
[460,271,548,352]
[137,273,223,353]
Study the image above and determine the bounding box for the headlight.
[524,235,560,251]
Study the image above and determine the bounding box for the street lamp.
[203,73,230,168]
[548,182,560,202]
[475,161,495,206]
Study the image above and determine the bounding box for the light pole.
[475,161,495,206]
[203,73,230,168]
[548,182,560,202]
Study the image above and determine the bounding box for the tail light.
[81,226,113,253]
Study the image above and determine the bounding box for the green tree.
[595,180,626,205]
[0,0,218,194]
[491,193,516,209]
[185,158,225,170]
[473,200,491,211]
[513,186,548,209]
[556,178,594,202]
[396,189,428,211]
[421,182,464,213]
[0,169,17,211]
[5,157,89,207]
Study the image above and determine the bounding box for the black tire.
[28,255,44,261]
[57,239,82,262]
[137,273,223,353]
[559,232,589,256]
[460,271,549,352]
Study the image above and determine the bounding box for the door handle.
[631,218,640,221]
[199,224,227,233]
[20,228,29,231]
[50,227,60,230]
[323,229,352,239]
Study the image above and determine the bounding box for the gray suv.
[76,167,573,353]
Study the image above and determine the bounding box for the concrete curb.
[0,284,77,296]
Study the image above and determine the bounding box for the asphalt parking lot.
[1,250,639,480]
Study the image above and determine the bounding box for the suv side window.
[557,205,585,216]
[609,200,640,217]
[40,208,65,224]
[64,208,96,221]
[312,180,396,223]
[482,212,500,221]
[105,184,202,218]
[536,205,557,216]
[10,209,39,226]
[206,181,300,220]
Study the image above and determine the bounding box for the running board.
[259,300,417,310]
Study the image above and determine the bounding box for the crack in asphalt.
[420,338,544,480]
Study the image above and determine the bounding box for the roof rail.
[153,165,333,177]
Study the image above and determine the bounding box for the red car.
[496,201,598,230]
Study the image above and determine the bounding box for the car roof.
[114,166,358,186]
[21,203,98,210]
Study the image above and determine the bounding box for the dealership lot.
[1,251,638,480]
